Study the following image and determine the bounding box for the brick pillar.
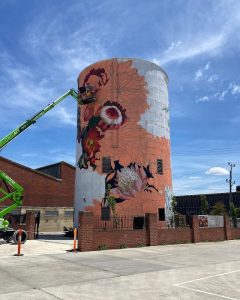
[146,213,158,246]
[78,212,94,251]
[192,215,200,243]
[25,211,35,240]
[224,215,232,240]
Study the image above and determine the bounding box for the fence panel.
[94,215,135,230]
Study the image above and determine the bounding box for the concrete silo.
[74,58,172,227]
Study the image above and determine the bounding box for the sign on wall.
[198,215,224,228]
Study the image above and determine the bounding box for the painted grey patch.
[74,144,105,226]
[131,59,170,139]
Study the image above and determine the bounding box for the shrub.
[136,243,145,248]
[210,201,227,215]
[120,244,128,249]
[98,244,108,250]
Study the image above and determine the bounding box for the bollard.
[14,229,24,256]
[73,228,77,252]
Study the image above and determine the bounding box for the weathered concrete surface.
[0,234,73,257]
[0,240,240,299]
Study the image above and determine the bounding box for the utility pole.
[226,162,235,208]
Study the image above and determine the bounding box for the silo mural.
[74,58,172,226]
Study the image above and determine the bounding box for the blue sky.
[0,0,240,195]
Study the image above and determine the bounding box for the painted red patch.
[106,107,119,119]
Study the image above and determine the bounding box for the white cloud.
[158,34,224,65]
[218,90,228,101]
[204,62,210,70]
[207,74,218,82]
[195,69,203,80]
[205,167,229,176]
[196,96,210,103]
[0,12,109,128]
[52,107,76,126]
[23,17,108,81]
[194,62,213,81]
[164,40,182,54]
[153,1,240,66]
[230,83,240,95]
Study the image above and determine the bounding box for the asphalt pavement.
[0,237,240,299]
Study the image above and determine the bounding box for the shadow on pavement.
[38,233,73,241]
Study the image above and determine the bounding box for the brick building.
[176,192,240,216]
[0,156,75,232]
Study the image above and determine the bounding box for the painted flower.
[111,165,148,199]
[82,127,103,157]
[97,101,127,131]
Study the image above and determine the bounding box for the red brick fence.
[77,212,240,251]
[11,211,35,240]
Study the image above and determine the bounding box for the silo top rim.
[78,57,169,83]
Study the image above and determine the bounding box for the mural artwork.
[103,161,158,205]
[75,59,171,217]
[78,101,127,170]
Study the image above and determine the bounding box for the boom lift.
[0,86,95,243]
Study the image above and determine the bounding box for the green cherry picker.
[0,85,95,243]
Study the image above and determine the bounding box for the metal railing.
[94,215,134,230]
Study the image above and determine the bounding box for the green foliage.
[136,243,145,248]
[210,201,227,216]
[106,184,116,214]
[200,195,209,214]
[98,244,108,250]
[120,244,128,249]
[236,208,240,218]
[230,202,238,228]
[171,195,177,213]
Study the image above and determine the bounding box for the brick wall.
[232,228,240,239]
[0,157,75,207]
[93,230,146,250]
[199,228,225,242]
[158,228,192,244]
[78,212,240,252]
[11,211,35,240]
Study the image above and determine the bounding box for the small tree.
[171,195,177,213]
[106,184,116,214]
[200,195,209,215]
[236,208,240,218]
[169,195,177,228]
[230,202,238,228]
[105,184,119,228]
[210,201,227,216]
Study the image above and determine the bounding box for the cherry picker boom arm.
[0,88,79,232]
[0,89,78,151]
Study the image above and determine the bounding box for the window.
[133,216,145,229]
[102,157,111,173]
[64,210,73,217]
[157,159,163,174]
[45,210,58,217]
[158,208,165,221]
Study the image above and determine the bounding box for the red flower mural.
[82,127,103,157]
[78,99,127,170]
